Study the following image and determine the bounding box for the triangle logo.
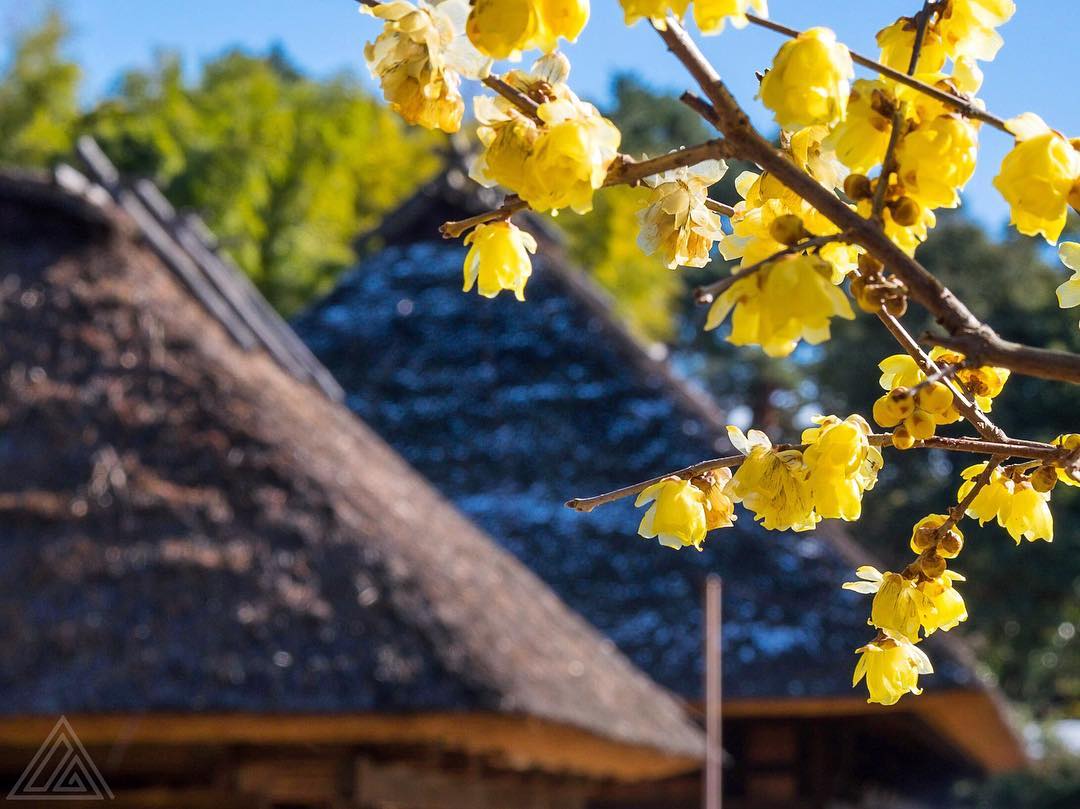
[8,716,113,800]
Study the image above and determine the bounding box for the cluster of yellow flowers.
[467,0,588,59]
[871,348,1009,448]
[471,54,621,215]
[958,462,1054,543]
[362,0,491,133]
[843,513,970,704]
[620,0,767,35]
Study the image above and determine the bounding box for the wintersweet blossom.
[993,114,1080,244]
[825,80,895,174]
[462,221,537,300]
[724,426,816,532]
[958,463,1054,543]
[844,567,927,640]
[853,630,933,705]
[693,0,768,35]
[636,159,727,268]
[937,0,1016,63]
[705,254,854,357]
[619,0,689,29]
[1057,242,1080,327]
[919,571,969,634]
[759,28,853,130]
[363,0,490,133]
[802,415,882,522]
[894,115,979,210]
[466,0,588,59]
[636,469,735,550]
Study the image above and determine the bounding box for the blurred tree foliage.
[0,13,439,313]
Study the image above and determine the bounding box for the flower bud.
[883,294,908,317]
[889,387,915,418]
[919,552,946,579]
[769,213,808,246]
[890,196,922,227]
[873,394,902,428]
[892,425,916,450]
[911,524,937,552]
[1030,466,1059,493]
[844,173,873,200]
[916,381,954,415]
[857,252,883,275]
[906,409,936,441]
[937,530,964,559]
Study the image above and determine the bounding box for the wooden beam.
[0,713,700,783]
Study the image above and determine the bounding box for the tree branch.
[654,17,1080,385]
[694,234,846,304]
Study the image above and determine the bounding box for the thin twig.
[440,197,528,239]
[744,12,1008,132]
[565,434,1065,513]
[693,234,845,304]
[871,1,933,220]
[939,454,1005,535]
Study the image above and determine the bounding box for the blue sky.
[3,0,1077,227]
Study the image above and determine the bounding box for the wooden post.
[704,575,722,809]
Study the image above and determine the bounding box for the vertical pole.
[704,575,722,809]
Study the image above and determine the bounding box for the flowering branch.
[654,17,1080,385]
[565,434,1067,514]
[744,12,1009,133]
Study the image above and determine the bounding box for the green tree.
[0,11,80,167]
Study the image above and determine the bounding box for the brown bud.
[769,214,808,246]
[857,253,883,275]
[890,196,922,227]
[1030,466,1059,493]
[850,275,867,298]
[912,524,937,552]
[937,530,964,559]
[883,293,908,317]
[892,425,916,450]
[844,173,873,201]
[919,552,947,579]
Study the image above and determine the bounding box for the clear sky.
[3,0,1077,227]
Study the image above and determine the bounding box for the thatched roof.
[296,168,1025,771]
[0,164,705,772]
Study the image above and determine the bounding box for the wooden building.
[293,164,1029,808]
[0,152,706,808]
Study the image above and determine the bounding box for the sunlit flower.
[724,426,817,532]
[1052,434,1080,488]
[637,159,727,268]
[825,80,895,174]
[705,253,854,357]
[802,415,882,521]
[363,0,491,133]
[895,115,979,210]
[636,469,735,550]
[844,567,927,640]
[958,462,1054,543]
[853,630,933,705]
[462,221,537,300]
[876,17,948,78]
[919,571,968,634]
[619,0,689,29]
[466,0,588,58]
[759,27,854,130]
[789,125,848,192]
[1056,242,1080,327]
[993,114,1080,244]
[693,0,768,36]
[937,0,1016,63]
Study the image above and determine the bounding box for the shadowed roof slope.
[0,170,704,766]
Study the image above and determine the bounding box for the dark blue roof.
[295,240,975,700]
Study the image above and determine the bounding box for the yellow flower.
[993,114,1080,244]
[518,97,621,213]
[802,415,882,521]
[1052,434,1080,487]
[759,28,854,130]
[825,80,895,174]
[788,125,847,192]
[636,470,735,550]
[724,426,817,532]
[878,348,1007,415]
[705,253,854,357]
[938,0,1015,63]
[693,0,768,36]
[876,17,948,78]
[636,159,727,268]
[853,630,933,705]
[462,221,537,300]
[1057,242,1080,327]
[467,0,588,59]
[856,196,936,256]
[844,567,927,640]
[620,0,689,29]
[895,115,979,210]
[958,463,1054,543]
[919,571,969,634]
[363,0,491,133]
